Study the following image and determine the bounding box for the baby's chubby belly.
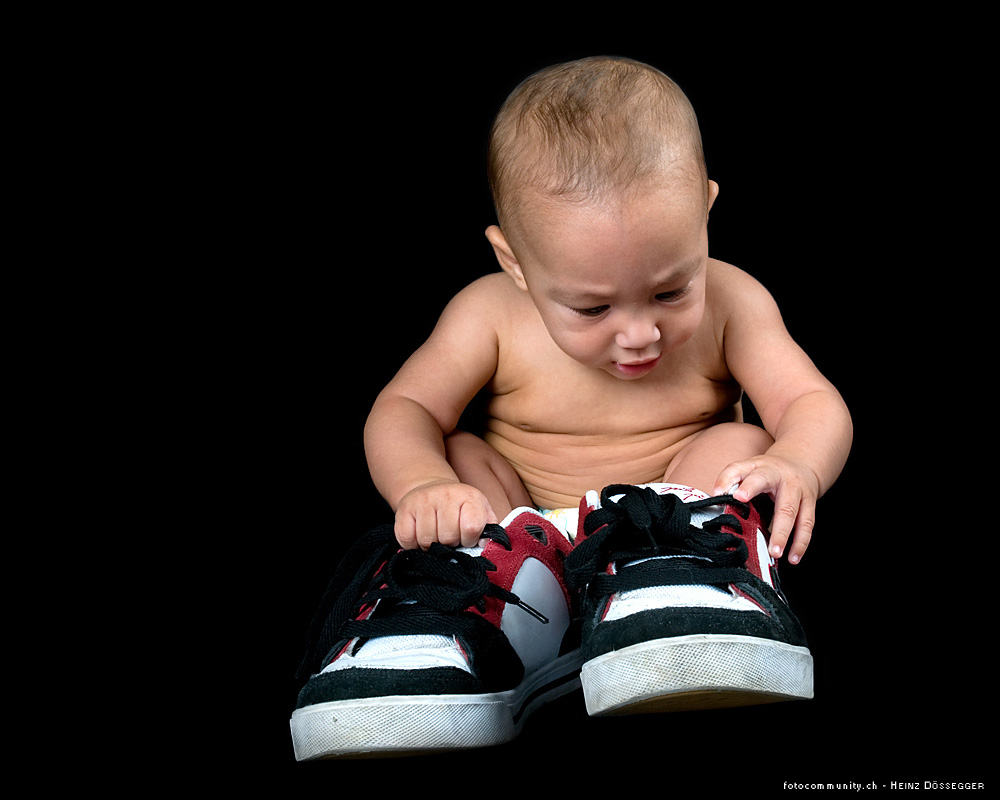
[484,412,735,510]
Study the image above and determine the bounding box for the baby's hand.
[394,480,498,550]
[713,454,820,565]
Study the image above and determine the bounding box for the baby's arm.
[714,266,853,563]
[364,278,501,549]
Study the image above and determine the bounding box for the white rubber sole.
[581,633,813,716]
[290,650,583,760]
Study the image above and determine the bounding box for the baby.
[290,57,854,758]
[364,56,852,565]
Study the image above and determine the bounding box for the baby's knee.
[444,430,490,469]
[713,421,774,452]
[443,430,532,514]
[671,422,773,469]
[444,430,511,482]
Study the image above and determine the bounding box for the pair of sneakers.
[290,483,813,760]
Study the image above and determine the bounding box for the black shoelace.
[297,523,547,680]
[564,484,751,593]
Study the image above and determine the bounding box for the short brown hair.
[487,56,707,231]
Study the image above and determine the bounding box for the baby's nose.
[615,315,661,350]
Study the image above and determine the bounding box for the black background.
[198,17,985,792]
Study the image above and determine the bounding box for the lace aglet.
[517,600,549,624]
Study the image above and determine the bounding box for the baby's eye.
[571,304,610,318]
[656,285,691,303]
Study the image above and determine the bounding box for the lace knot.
[565,485,749,589]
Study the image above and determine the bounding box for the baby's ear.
[485,226,528,291]
[707,180,720,214]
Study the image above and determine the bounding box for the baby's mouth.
[613,355,662,377]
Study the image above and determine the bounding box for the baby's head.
[487,56,710,242]
[486,57,718,379]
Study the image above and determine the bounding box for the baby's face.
[510,185,713,380]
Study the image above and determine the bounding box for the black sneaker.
[290,508,582,759]
[564,483,813,716]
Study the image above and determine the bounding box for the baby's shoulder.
[455,271,523,302]
[707,258,768,295]
[705,259,790,355]
[442,271,530,322]
[706,259,780,318]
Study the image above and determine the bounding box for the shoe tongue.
[459,510,544,555]
[500,506,543,527]
[609,483,722,528]
[500,506,578,542]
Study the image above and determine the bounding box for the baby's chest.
[488,368,740,436]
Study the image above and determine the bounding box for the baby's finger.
[767,485,806,562]
[435,506,465,548]
[394,513,418,550]
[459,501,496,548]
[786,494,816,565]
[712,462,750,498]
[728,464,779,505]
[412,506,448,550]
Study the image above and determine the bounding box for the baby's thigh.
[444,430,533,516]
[445,430,508,477]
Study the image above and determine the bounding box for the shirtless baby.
[364,56,852,566]
[289,57,854,759]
